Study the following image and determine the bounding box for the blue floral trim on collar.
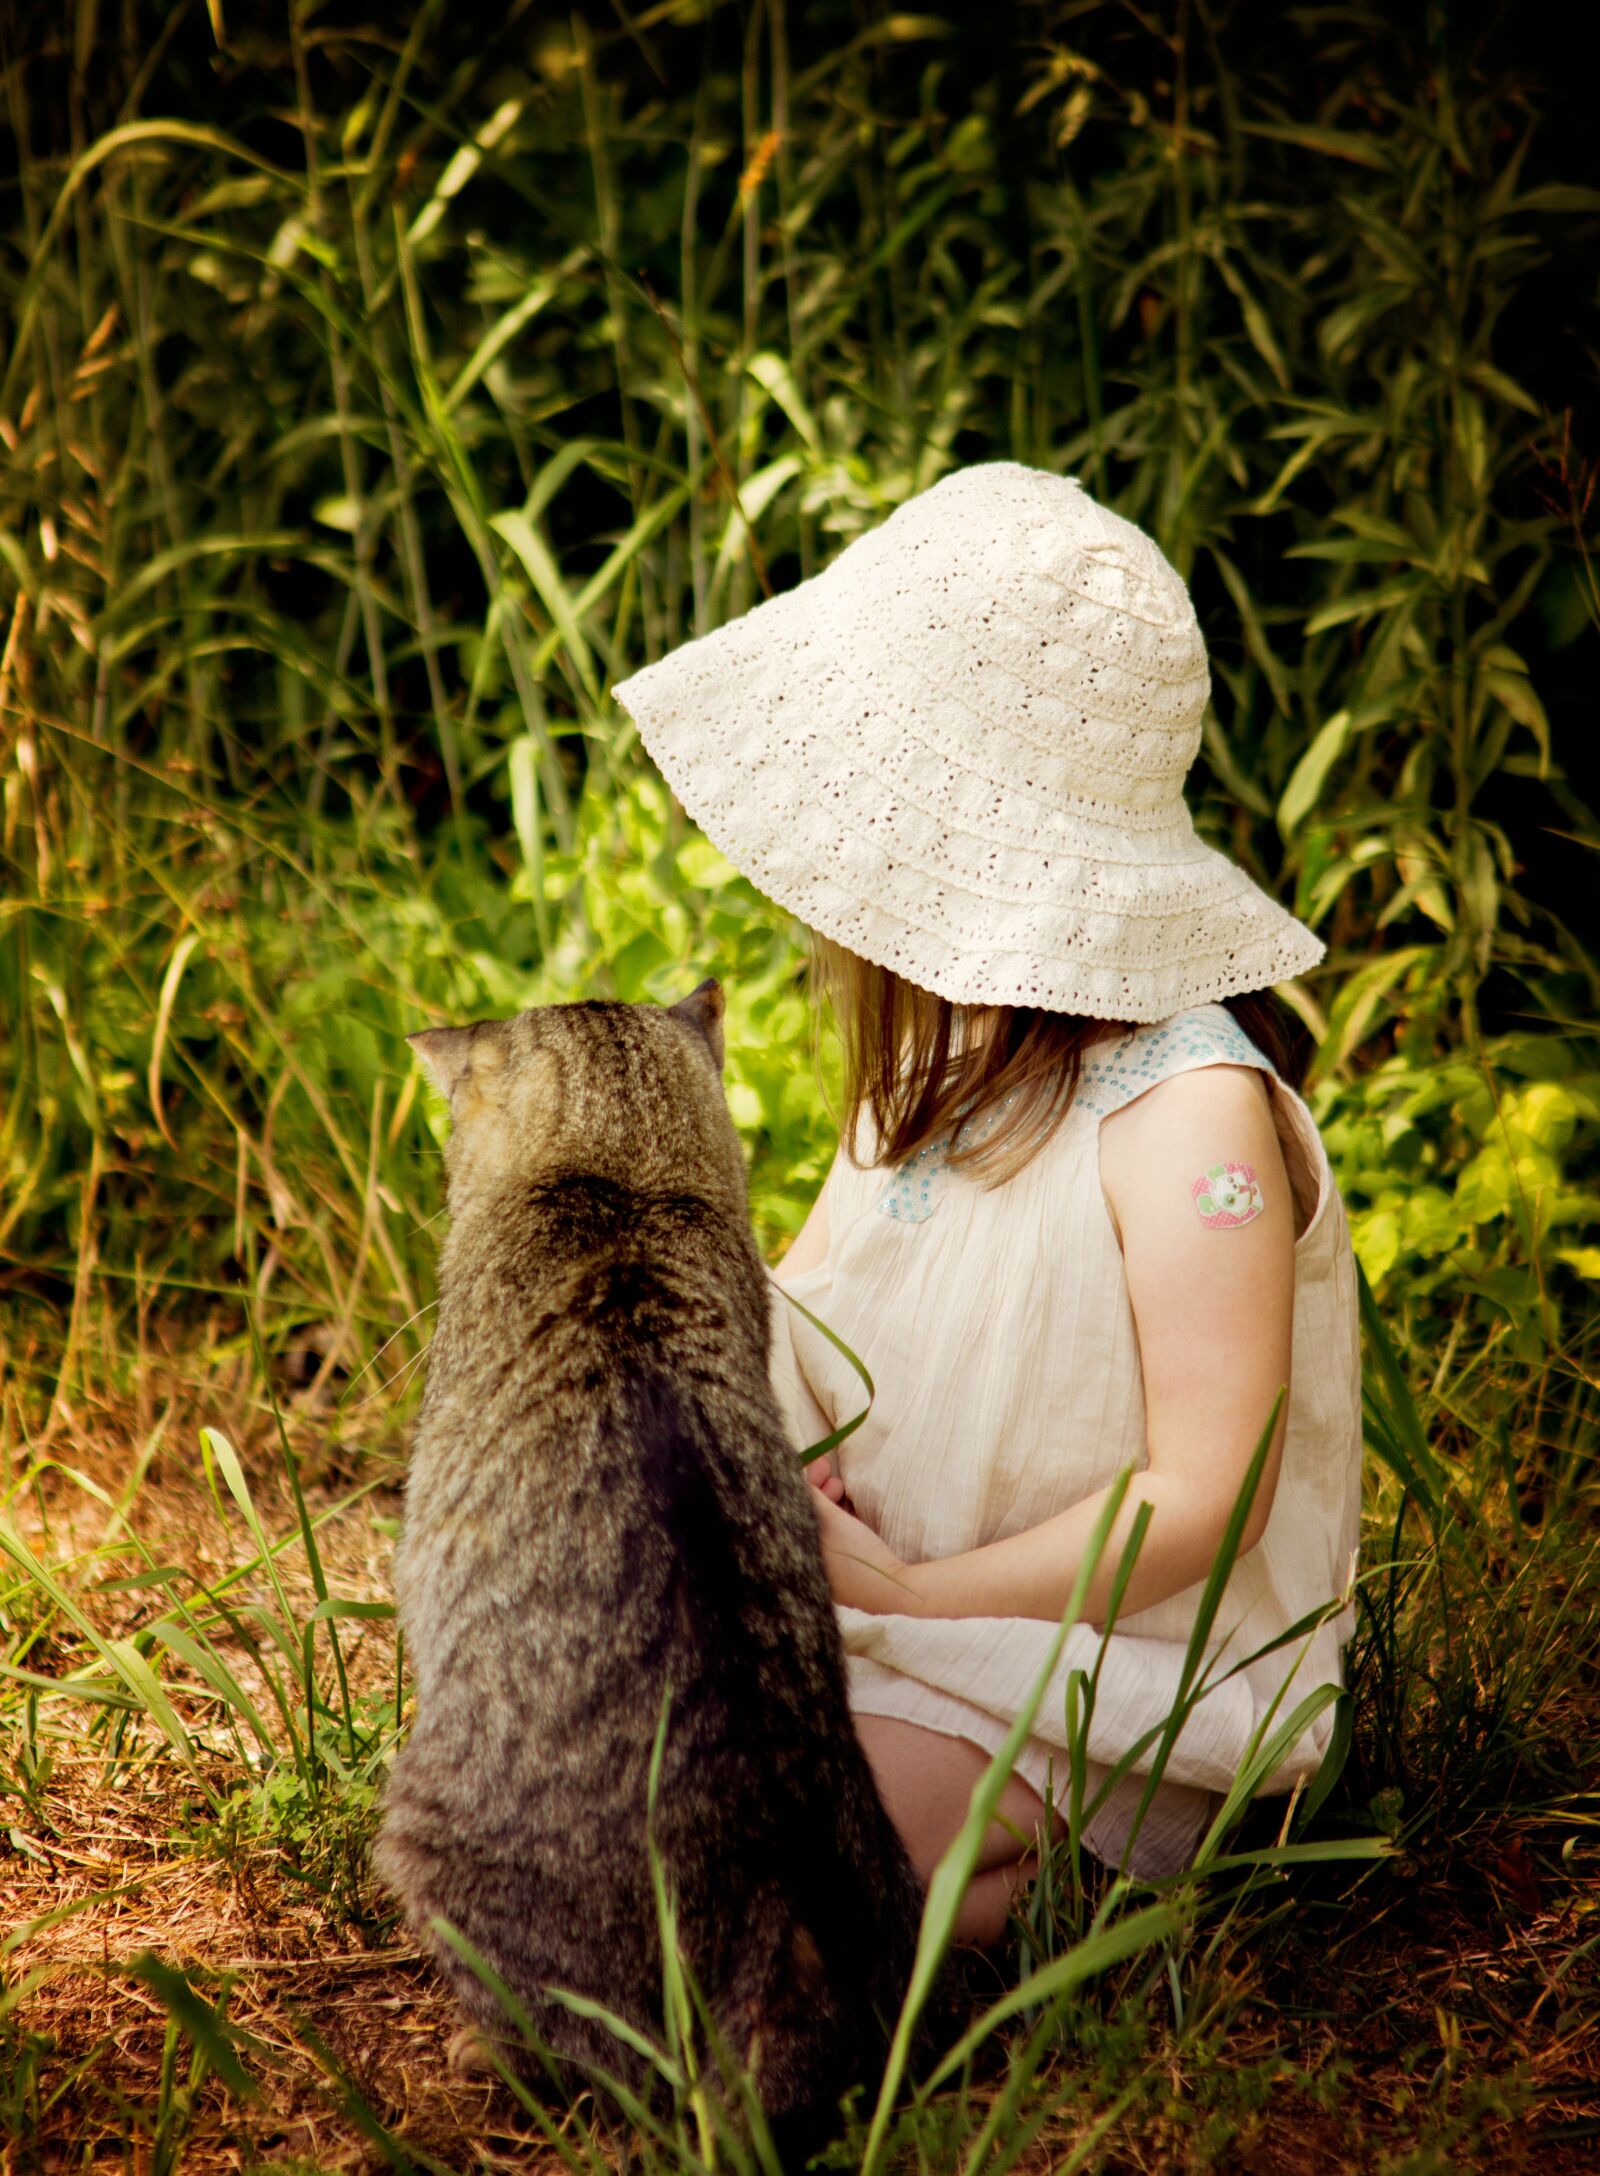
[1073,1006,1276,1121]
[875,1091,1019,1224]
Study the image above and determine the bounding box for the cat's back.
[401,1167,778,1534]
[394,1170,807,1742]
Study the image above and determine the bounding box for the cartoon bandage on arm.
[1191,1160,1265,1230]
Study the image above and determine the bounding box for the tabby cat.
[375,982,923,2154]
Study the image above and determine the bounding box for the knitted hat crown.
[612,462,1323,1021]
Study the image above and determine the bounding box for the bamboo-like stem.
[289,1,396,796]
[681,66,709,640]
[768,0,814,581]
[575,8,660,660]
[346,180,467,853]
[1165,0,1194,571]
[732,0,765,623]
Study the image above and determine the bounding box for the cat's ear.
[407,1025,479,1100]
[670,978,725,1073]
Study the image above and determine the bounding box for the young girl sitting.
[613,462,1362,1944]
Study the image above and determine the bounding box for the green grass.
[2,1,1599,2167]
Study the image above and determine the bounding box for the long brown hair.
[813,937,1308,1187]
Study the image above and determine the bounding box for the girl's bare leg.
[854,1714,1059,1944]
[955,1853,1042,1947]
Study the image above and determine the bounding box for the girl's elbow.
[1196,1464,1279,1564]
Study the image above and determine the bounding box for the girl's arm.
[810,1064,1297,1623]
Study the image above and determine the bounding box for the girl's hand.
[803,1452,847,1505]
[809,1487,922,1615]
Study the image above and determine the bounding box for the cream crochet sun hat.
[611,461,1323,1021]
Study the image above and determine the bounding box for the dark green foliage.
[2,1,1597,1407]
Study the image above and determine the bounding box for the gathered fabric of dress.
[767,1003,1364,1878]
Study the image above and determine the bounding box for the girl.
[613,463,1362,1946]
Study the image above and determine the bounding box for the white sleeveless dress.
[767,1003,1364,1877]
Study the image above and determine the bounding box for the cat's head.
[407,981,745,1217]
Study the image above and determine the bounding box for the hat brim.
[612,583,1325,1023]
